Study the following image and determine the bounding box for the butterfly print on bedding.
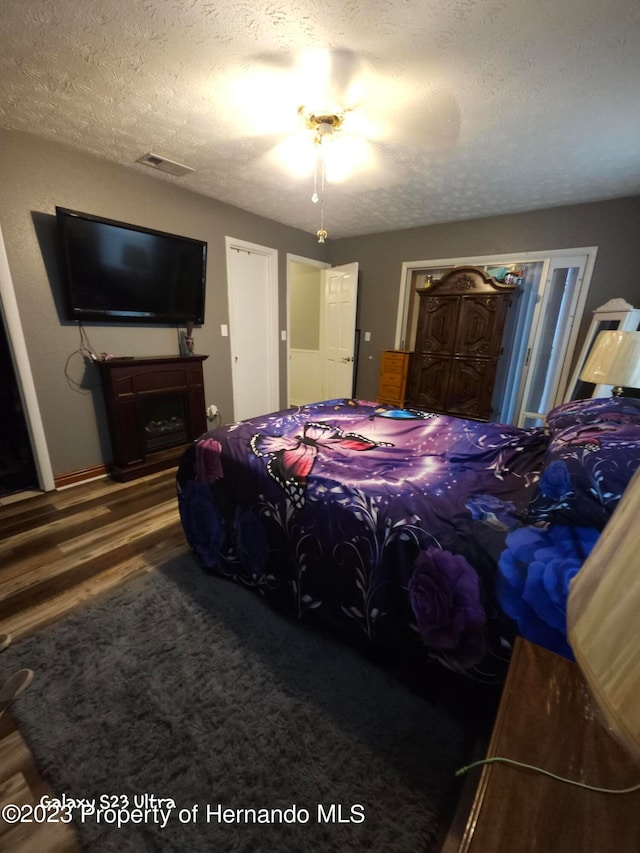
[250,421,394,509]
[567,438,601,453]
[552,426,603,454]
[371,407,437,420]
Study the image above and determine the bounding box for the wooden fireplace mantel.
[97,354,208,482]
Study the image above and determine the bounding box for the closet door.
[447,357,498,419]
[409,295,458,411]
[455,295,511,358]
[448,293,512,417]
[409,352,452,411]
[417,296,459,354]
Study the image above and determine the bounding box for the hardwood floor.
[0,468,188,852]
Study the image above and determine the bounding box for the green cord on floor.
[456,756,640,794]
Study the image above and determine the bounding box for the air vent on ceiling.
[136,153,194,177]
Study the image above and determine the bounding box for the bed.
[176,396,640,680]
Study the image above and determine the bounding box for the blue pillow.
[527,420,640,530]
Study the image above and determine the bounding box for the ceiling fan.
[218,47,460,186]
[212,48,459,240]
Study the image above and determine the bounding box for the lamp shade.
[579,330,640,389]
[567,464,640,765]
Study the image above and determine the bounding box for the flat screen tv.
[55,207,207,324]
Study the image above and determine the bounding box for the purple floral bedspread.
[177,399,562,680]
[176,396,640,674]
[499,395,640,658]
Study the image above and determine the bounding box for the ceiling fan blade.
[353,67,461,152]
[252,133,401,193]
[331,139,402,189]
[209,64,301,138]
[241,48,373,112]
[299,48,371,111]
[261,134,316,179]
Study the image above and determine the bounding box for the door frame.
[395,246,598,422]
[225,236,279,421]
[0,224,55,491]
[514,254,591,426]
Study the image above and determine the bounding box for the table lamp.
[579,330,640,395]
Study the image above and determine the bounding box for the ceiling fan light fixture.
[297,107,348,241]
[298,107,345,140]
[316,120,336,140]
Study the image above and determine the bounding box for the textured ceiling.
[1,0,640,239]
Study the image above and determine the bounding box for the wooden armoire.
[407,266,516,421]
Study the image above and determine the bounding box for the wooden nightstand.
[443,638,640,852]
[377,350,411,407]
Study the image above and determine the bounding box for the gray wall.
[330,197,640,400]
[0,129,327,479]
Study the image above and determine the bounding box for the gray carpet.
[1,554,469,852]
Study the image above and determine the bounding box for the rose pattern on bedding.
[409,547,487,668]
[497,524,599,659]
[176,397,639,677]
[177,479,225,570]
[195,437,224,484]
[526,419,640,529]
[537,459,573,501]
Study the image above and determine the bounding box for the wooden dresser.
[377,350,411,407]
[443,638,640,852]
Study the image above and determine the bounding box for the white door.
[516,255,589,428]
[226,238,279,421]
[321,262,359,398]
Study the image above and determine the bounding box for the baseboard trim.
[54,465,108,489]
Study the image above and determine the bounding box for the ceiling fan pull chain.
[317,143,328,243]
[311,150,319,204]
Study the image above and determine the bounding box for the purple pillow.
[526,420,640,530]
[545,396,640,432]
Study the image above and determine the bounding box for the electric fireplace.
[98,355,208,481]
